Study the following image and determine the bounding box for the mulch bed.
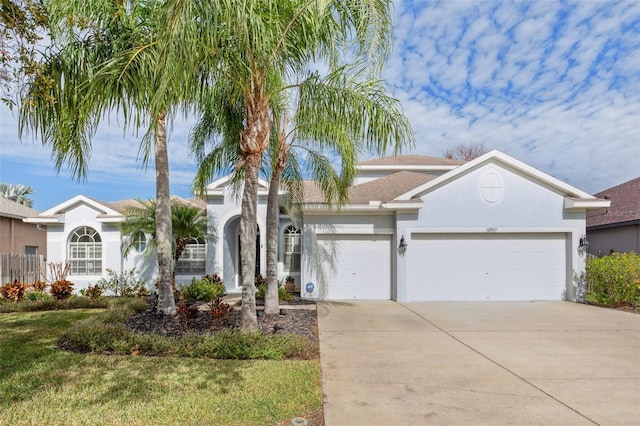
[125,296,324,425]
[124,296,319,340]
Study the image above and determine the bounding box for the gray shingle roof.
[303,171,435,205]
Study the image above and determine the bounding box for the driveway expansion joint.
[399,303,601,426]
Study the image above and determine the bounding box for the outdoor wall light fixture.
[398,235,407,255]
[578,234,590,254]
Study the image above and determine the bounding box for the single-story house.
[586,177,640,256]
[24,196,207,288]
[25,150,609,302]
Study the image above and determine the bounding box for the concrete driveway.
[318,301,640,425]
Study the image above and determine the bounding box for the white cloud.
[385,0,640,193]
[1,0,638,207]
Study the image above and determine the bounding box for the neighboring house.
[24,195,207,289]
[0,197,46,257]
[26,150,609,302]
[586,177,640,256]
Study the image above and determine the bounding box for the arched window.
[283,225,301,272]
[68,226,102,275]
[176,237,206,275]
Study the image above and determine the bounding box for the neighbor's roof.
[587,177,640,228]
[303,171,434,205]
[357,155,465,167]
[0,197,40,219]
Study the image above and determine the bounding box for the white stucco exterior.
[26,151,608,301]
[29,196,153,290]
[299,151,608,302]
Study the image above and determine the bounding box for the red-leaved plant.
[50,280,74,301]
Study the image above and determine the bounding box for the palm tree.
[120,198,214,276]
[260,71,414,314]
[160,0,398,330]
[19,0,184,314]
[0,183,35,207]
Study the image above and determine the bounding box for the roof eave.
[357,165,459,172]
[587,219,640,231]
[96,216,124,223]
[302,204,391,213]
[23,216,64,224]
[564,197,611,211]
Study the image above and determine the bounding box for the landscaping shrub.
[32,280,48,293]
[26,291,50,301]
[85,284,104,299]
[255,280,292,302]
[209,297,234,326]
[0,296,109,313]
[50,280,74,301]
[202,274,223,286]
[97,268,147,296]
[585,252,640,307]
[0,280,30,302]
[60,298,318,360]
[176,301,200,327]
[65,296,110,310]
[181,277,224,302]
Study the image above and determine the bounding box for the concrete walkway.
[318,301,640,425]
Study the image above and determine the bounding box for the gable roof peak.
[395,149,601,202]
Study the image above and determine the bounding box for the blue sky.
[1,0,639,211]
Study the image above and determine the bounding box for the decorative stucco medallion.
[479,169,504,205]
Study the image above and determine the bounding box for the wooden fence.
[0,253,46,284]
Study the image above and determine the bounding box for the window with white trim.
[283,225,301,272]
[68,226,102,275]
[132,232,147,252]
[176,238,206,275]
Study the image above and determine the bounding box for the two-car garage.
[404,232,568,301]
[301,152,606,303]
[316,232,568,302]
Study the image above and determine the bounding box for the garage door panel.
[317,234,391,300]
[407,233,567,301]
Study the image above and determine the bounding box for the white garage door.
[406,233,567,301]
[317,234,391,299]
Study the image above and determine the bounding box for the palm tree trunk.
[239,151,261,330]
[173,238,187,276]
[264,138,288,315]
[155,112,176,315]
[238,81,271,330]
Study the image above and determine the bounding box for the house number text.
[486,227,498,232]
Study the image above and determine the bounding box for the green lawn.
[0,309,322,425]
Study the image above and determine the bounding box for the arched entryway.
[222,216,261,290]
